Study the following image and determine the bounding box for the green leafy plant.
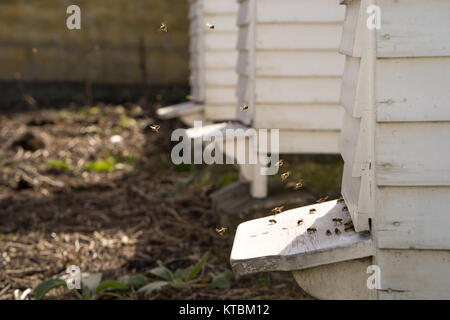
[139,252,209,295]
[84,158,116,172]
[47,160,72,170]
[33,279,66,300]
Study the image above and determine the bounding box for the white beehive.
[158,0,239,124]
[235,0,345,153]
[231,0,450,299]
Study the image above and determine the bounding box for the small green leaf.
[211,270,233,289]
[138,281,169,295]
[186,252,209,282]
[119,274,148,289]
[47,160,71,170]
[95,280,128,295]
[81,285,91,300]
[174,269,185,281]
[84,159,116,172]
[148,267,174,282]
[34,278,66,300]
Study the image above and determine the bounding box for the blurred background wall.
[0,0,190,109]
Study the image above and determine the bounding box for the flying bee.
[297,219,303,226]
[307,227,317,234]
[271,206,284,214]
[160,22,168,32]
[281,171,291,182]
[316,196,329,204]
[309,208,316,214]
[326,229,332,236]
[335,228,341,235]
[275,160,284,167]
[342,206,348,212]
[216,227,228,236]
[150,124,161,133]
[294,180,303,190]
[206,23,215,29]
[332,218,343,225]
[269,218,277,224]
[241,104,249,111]
[337,196,345,203]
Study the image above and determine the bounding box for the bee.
[337,196,345,203]
[309,208,316,214]
[160,23,168,32]
[342,206,348,212]
[307,227,317,234]
[294,181,303,190]
[216,227,228,236]
[332,218,343,225]
[326,229,332,236]
[297,219,303,226]
[335,228,341,235]
[241,104,249,111]
[281,171,291,182]
[271,206,284,214]
[150,124,160,133]
[186,95,193,100]
[206,23,215,29]
[269,219,277,224]
[275,160,284,167]
[344,225,355,232]
[316,196,329,204]
[344,220,353,227]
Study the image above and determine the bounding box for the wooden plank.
[205,51,237,68]
[255,78,341,104]
[204,104,237,121]
[204,0,238,15]
[203,14,238,32]
[376,187,450,250]
[376,57,450,122]
[277,130,340,154]
[205,87,237,104]
[340,55,360,117]
[253,104,343,130]
[237,25,250,50]
[231,200,373,276]
[237,0,250,26]
[157,102,204,120]
[236,51,249,76]
[339,0,364,57]
[205,69,237,86]
[256,24,342,50]
[376,123,450,186]
[376,0,450,58]
[256,51,344,77]
[257,0,345,23]
[376,249,450,299]
[204,33,237,50]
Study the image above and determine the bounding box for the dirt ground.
[0,101,342,300]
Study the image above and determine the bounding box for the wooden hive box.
[158,0,239,124]
[236,0,345,154]
[231,0,450,299]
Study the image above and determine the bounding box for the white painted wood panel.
[205,69,237,86]
[204,33,237,50]
[256,51,345,77]
[278,130,340,154]
[237,0,250,26]
[204,104,237,121]
[204,0,238,14]
[203,14,238,32]
[257,0,345,23]
[376,187,450,250]
[205,51,237,69]
[255,78,342,104]
[256,24,342,50]
[376,249,450,299]
[206,87,237,104]
[376,123,450,186]
[254,104,343,130]
[376,57,450,122]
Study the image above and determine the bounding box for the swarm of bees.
[309,208,316,214]
[281,171,291,182]
[150,124,161,133]
[271,206,284,214]
[269,218,277,224]
[206,23,215,29]
[160,23,168,32]
[241,104,249,111]
[316,196,329,204]
[216,227,228,236]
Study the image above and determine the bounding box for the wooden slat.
[204,104,237,121]
[204,33,237,50]
[277,130,340,154]
[376,57,450,122]
[204,0,238,15]
[203,14,238,32]
[376,123,450,186]
[205,69,237,86]
[231,200,373,276]
[205,51,237,68]
[157,102,204,120]
[376,187,450,250]
[205,87,237,104]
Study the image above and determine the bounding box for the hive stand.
[231,0,450,299]
[157,0,239,125]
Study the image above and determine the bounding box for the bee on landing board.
[342,206,348,212]
[269,219,277,224]
[307,227,317,234]
[337,196,345,203]
[316,196,329,204]
[335,228,341,235]
[216,227,228,236]
[326,229,332,236]
[332,218,343,225]
[160,23,168,32]
[309,208,316,214]
[150,124,160,133]
[281,171,291,182]
[271,206,284,214]
[275,160,284,167]
[294,180,303,190]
